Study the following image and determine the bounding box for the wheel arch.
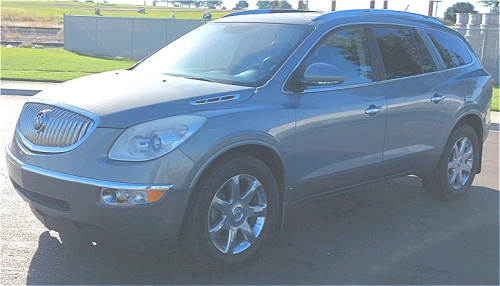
[177,141,288,244]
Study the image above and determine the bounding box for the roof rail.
[314,9,443,25]
[221,9,314,18]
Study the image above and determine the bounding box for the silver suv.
[6,9,492,269]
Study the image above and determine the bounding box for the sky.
[95,0,492,18]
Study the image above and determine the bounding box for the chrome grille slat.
[16,102,98,153]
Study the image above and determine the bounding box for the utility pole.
[434,0,442,18]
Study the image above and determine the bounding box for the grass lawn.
[1,47,136,82]
[1,1,230,26]
[492,85,499,112]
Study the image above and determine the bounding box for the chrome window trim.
[5,147,173,193]
[16,98,100,153]
[281,22,477,95]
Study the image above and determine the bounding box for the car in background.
[6,9,492,270]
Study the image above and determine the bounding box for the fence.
[63,15,204,60]
[455,13,499,84]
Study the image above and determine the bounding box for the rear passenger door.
[368,25,450,174]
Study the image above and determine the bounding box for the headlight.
[109,115,205,161]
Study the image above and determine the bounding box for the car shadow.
[26,176,499,285]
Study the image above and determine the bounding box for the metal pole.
[383,0,388,9]
[434,0,442,18]
[370,0,375,9]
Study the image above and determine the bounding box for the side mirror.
[301,63,345,86]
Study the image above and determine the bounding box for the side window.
[373,27,432,80]
[414,32,435,73]
[302,27,373,87]
[426,30,472,69]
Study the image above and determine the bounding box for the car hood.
[31,70,256,128]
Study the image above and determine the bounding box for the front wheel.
[184,153,279,270]
[422,125,479,200]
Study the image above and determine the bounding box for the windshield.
[133,22,313,87]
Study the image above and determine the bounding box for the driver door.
[286,26,387,203]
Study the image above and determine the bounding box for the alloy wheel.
[207,174,267,255]
[448,137,474,190]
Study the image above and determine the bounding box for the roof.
[215,9,443,26]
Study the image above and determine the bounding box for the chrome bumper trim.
[5,147,173,192]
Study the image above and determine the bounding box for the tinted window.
[373,27,433,80]
[303,27,372,87]
[426,30,472,69]
[414,32,435,73]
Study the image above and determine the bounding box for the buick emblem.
[34,110,50,132]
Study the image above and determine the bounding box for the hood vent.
[190,94,240,105]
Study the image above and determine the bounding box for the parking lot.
[1,94,498,285]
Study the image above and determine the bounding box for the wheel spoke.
[448,161,456,171]
[452,143,460,158]
[463,148,473,160]
[457,170,464,187]
[449,169,458,185]
[241,180,261,203]
[228,176,241,202]
[211,197,230,213]
[225,227,237,254]
[247,205,267,218]
[209,216,228,238]
[458,138,467,154]
[462,164,472,173]
[240,220,256,244]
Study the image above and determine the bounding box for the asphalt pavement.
[1,83,499,285]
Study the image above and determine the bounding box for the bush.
[18,42,33,48]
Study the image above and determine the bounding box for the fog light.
[101,188,164,206]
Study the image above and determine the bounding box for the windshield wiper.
[185,76,216,83]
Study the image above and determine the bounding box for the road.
[1,94,498,285]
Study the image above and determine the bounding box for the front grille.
[16,102,97,152]
[12,180,70,213]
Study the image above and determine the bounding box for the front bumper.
[6,147,189,249]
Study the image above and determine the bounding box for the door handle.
[365,105,383,116]
[430,94,446,103]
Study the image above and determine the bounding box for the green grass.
[1,1,230,26]
[492,85,499,112]
[1,47,136,82]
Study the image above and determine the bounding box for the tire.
[422,125,479,201]
[184,153,279,271]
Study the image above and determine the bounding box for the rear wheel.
[184,153,279,271]
[422,125,479,200]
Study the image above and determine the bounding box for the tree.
[257,0,292,9]
[257,1,272,9]
[197,1,223,9]
[443,2,476,24]
[233,0,248,10]
[478,0,499,13]
[279,1,292,9]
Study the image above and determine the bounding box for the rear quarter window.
[426,30,473,69]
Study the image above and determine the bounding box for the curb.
[1,89,41,96]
